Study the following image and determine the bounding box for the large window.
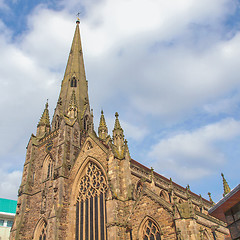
[140,218,161,240]
[76,162,107,240]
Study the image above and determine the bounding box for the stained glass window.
[76,162,107,240]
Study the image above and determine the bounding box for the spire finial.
[221,173,231,197]
[45,99,49,109]
[76,13,80,24]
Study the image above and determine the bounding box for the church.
[10,19,230,240]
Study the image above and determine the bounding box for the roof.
[208,184,240,222]
[130,159,212,205]
[0,198,17,214]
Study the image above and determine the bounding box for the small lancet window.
[84,115,89,131]
[71,77,77,87]
[47,163,51,178]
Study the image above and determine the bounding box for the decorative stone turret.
[221,173,231,197]
[36,101,51,137]
[112,112,124,152]
[98,110,108,140]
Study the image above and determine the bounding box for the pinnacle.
[38,100,50,127]
[221,173,231,197]
[114,112,122,131]
[99,110,107,128]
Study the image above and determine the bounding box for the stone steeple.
[36,101,50,137]
[98,110,108,140]
[53,19,93,131]
[221,173,231,197]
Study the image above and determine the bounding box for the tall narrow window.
[84,116,89,131]
[71,77,77,87]
[76,162,107,240]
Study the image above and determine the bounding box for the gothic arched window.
[33,219,47,240]
[42,155,53,181]
[76,162,107,240]
[54,115,60,129]
[71,77,77,87]
[84,115,89,131]
[142,219,161,240]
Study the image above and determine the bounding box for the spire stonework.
[67,90,78,119]
[36,101,51,137]
[221,173,231,197]
[98,110,108,140]
[53,20,93,131]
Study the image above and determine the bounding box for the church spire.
[37,101,51,137]
[98,110,108,140]
[54,19,93,131]
[57,20,89,121]
[221,173,231,197]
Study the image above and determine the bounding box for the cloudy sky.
[0,0,239,201]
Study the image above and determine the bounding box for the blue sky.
[0,0,239,201]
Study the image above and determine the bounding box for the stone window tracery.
[33,219,47,240]
[141,219,161,240]
[76,162,107,240]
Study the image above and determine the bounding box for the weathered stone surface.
[10,21,229,240]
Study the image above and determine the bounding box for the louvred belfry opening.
[76,162,108,240]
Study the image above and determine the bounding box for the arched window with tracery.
[33,219,47,240]
[140,218,161,240]
[76,162,107,240]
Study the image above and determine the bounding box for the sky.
[0,0,239,202]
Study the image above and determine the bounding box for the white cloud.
[101,115,149,142]
[0,0,239,199]
[203,93,240,115]
[0,169,22,200]
[148,118,240,180]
